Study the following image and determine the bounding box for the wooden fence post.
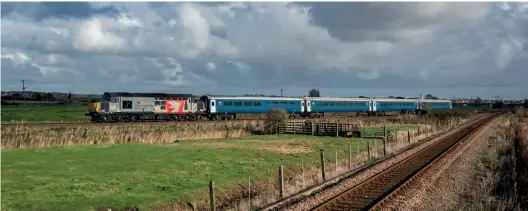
[209,180,215,211]
[383,126,387,156]
[348,143,352,170]
[320,149,326,181]
[301,159,305,188]
[311,122,315,136]
[367,141,370,160]
[408,130,411,144]
[335,150,338,175]
[336,123,339,137]
[325,122,328,136]
[279,166,284,198]
[248,177,251,211]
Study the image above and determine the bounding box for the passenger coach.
[418,99,452,111]
[371,98,419,115]
[199,95,306,120]
[305,97,372,117]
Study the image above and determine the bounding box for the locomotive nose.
[88,102,100,112]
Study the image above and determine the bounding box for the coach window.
[234,102,242,106]
[244,102,252,106]
[225,101,233,106]
[254,102,261,106]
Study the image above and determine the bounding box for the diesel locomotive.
[86,92,453,122]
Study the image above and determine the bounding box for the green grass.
[1,104,89,123]
[1,134,381,211]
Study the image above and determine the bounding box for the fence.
[267,121,361,137]
[202,118,465,211]
[169,117,471,211]
[265,120,415,140]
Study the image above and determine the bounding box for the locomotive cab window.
[122,100,133,109]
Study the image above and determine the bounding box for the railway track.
[308,111,502,211]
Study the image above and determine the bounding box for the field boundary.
[258,113,493,211]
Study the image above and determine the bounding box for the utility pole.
[280,89,283,97]
[21,80,27,106]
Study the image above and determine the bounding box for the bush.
[264,108,288,124]
[263,108,288,133]
[425,109,472,121]
[513,107,524,115]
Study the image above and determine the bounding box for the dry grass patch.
[257,146,313,154]
[1,120,264,150]
[457,113,528,210]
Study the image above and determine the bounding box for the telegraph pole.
[21,80,27,106]
[280,89,283,97]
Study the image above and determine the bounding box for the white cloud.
[1,52,31,65]
[1,2,527,98]
[206,62,216,71]
[72,18,126,53]
[179,3,211,57]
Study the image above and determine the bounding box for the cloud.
[72,18,126,53]
[206,62,216,71]
[1,2,528,99]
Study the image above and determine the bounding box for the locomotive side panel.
[118,97,155,113]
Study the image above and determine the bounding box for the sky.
[1,2,528,100]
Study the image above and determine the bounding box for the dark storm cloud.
[35,2,121,21]
[1,2,120,20]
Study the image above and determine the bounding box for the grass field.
[1,133,403,211]
[1,104,89,123]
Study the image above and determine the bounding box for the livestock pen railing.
[267,121,361,137]
[265,120,418,139]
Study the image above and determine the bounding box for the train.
[85,92,453,122]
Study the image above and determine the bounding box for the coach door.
[370,101,376,112]
[301,100,305,113]
[306,100,311,112]
[210,100,217,113]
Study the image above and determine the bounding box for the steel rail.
[310,112,502,211]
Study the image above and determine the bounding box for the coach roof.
[103,92,194,98]
[202,95,303,101]
[370,98,419,102]
[305,97,372,101]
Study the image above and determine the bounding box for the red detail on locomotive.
[165,100,185,114]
